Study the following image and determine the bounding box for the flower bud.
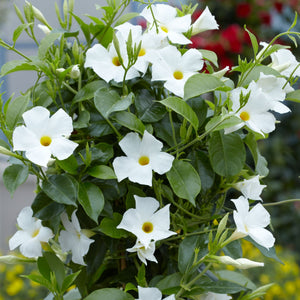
[213,255,264,269]
[37,24,51,35]
[25,1,52,29]
[70,65,81,79]
[191,7,219,36]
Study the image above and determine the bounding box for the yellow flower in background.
[6,277,24,296]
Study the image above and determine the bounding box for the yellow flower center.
[239,111,250,121]
[138,48,146,57]
[138,155,150,166]
[40,136,52,147]
[112,56,121,66]
[32,228,40,238]
[160,25,168,33]
[173,70,183,80]
[142,222,153,233]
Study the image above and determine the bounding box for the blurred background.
[1,0,300,298]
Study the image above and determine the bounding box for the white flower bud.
[214,255,264,269]
[37,24,51,35]
[191,7,219,36]
[70,65,81,79]
[25,1,52,29]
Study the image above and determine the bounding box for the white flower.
[224,85,276,135]
[84,32,140,83]
[234,175,266,201]
[151,45,203,97]
[140,4,191,45]
[9,206,54,258]
[213,255,264,269]
[200,292,232,300]
[250,73,291,114]
[231,196,275,249]
[117,195,176,248]
[112,130,174,186]
[13,106,78,167]
[259,42,300,77]
[37,24,51,35]
[136,286,175,300]
[191,7,219,35]
[58,211,94,265]
[115,22,166,74]
[127,240,157,265]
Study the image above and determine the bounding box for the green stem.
[62,82,78,94]
[0,41,32,61]
[263,199,300,207]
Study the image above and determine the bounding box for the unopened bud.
[70,65,80,79]
[25,1,52,29]
[37,24,51,35]
[212,255,264,269]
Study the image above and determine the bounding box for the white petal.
[167,31,191,45]
[135,195,160,218]
[150,152,174,175]
[50,137,78,160]
[25,145,52,167]
[119,132,141,158]
[127,163,153,186]
[36,226,54,242]
[231,196,249,217]
[20,238,43,257]
[59,230,77,252]
[48,108,73,137]
[9,230,31,251]
[181,49,203,72]
[164,77,187,97]
[137,286,162,300]
[191,7,219,35]
[22,106,50,133]
[247,203,270,228]
[249,227,275,249]
[117,209,141,233]
[140,130,163,155]
[71,210,82,233]
[16,206,35,230]
[13,126,40,151]
[61,212,77,234]
[113,156,137,182]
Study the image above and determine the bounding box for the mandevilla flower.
[191,7,219,35]
[231,196,275,249]
[136,286,175,300]
[234,175,266,201]
[117,195,176,248]
[140,4,192,45]
[58,211,94,265]
[12,106,78,167]
[150,45,203,97]
[9,206,54,258]
[212,255,264,269]
[127,240,157,265]
[112,130,174,186]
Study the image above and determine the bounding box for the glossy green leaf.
[57,155,79,175]
[72,81,107,104]
[84,288,134,300]
[160,97,199,131]
[244,26,258,56]
[5,93,30,130]
[38,32,62,59]
[13,23,32,45]
[112,111,145,135]
[78,182,104,223]
[114,12,139,26]
[156,273,181,294]
[199,49,218,67]
[61,271,81,292]
[1,59,40,76]
[44,252,65,291]
[98,213,128,239]
[42,174,78,206]
[208,131,246,177]
[167,160,201,205]
[184,73,224,100]
[3,164,29,197]
[94,89,133,119]
[88,165,117,179]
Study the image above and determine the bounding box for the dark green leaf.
[42,174,78,206]
[187,96,207,128]
[184,74,224,100]
[44,252,65,290]
[160,97,199,131]
[78,182,104,223]
[73,110,90,129]
[3,164,29,197]
[57,155,79,175]
[88,165,117,179]
[167,160,201,205]
[84,288,134,300]
[61,271,81,292]
[72,81,107,104]
[98,213,128,239]
[208,131,246,177]
[112,111,145,135]
[156,273,181,293]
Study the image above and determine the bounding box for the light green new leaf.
[38,31,62,59]
[5,93,30,130]
[13,23,32,45]
[88,165,117,180]
[94,89,133,119]
[167,160,201,206]
[42,174,78,206]
[199,49,218,67]
[1,59,39,76]
[184,73,224,100]
[78,182,104,223]
[208,131,246,177]
[3,164,29,197]
[244,26,258,56]
[114,12,140,26]
[84,288,134,300]
[160,97,199,132]
[112,111,145,135]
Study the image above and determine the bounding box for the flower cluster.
[0,0,300,299]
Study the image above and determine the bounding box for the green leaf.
[3,164,29,197]
[1,59,40,76]
[78,182,104,223]
[57,155,79,175]
[88,165,117,179]
[223,240,243,259]
[178,234,208,274]
[23,273,52,290]
[73,110,90,129]
[84,288,134,300]
[167,160,201,205]
[37,256,51,282]
[94,89,133,119]
[215,270,257,291]
[160,97,199,131]
[112,111,145,135]
[114,12,139,26]
[244,26,258,56]
[13,23,32,45]
[199,49,218,67]
[38,32,62,59]
[187,96,207,128]
[208,131,246,177]
[44,252,65,291]
[61,271,81,292]
[286,89,300,103]
[72,80,107,104]
[184,74,224,100]
[98,213,128,239]
[5,93,30,130]
[156,273,181,294]
[42,174,78,206]
[205,115,242,133]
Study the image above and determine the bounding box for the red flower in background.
[221,24,243,53]
[259,11,271,25]
[236,3,252,18]
[274,2,284,12]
